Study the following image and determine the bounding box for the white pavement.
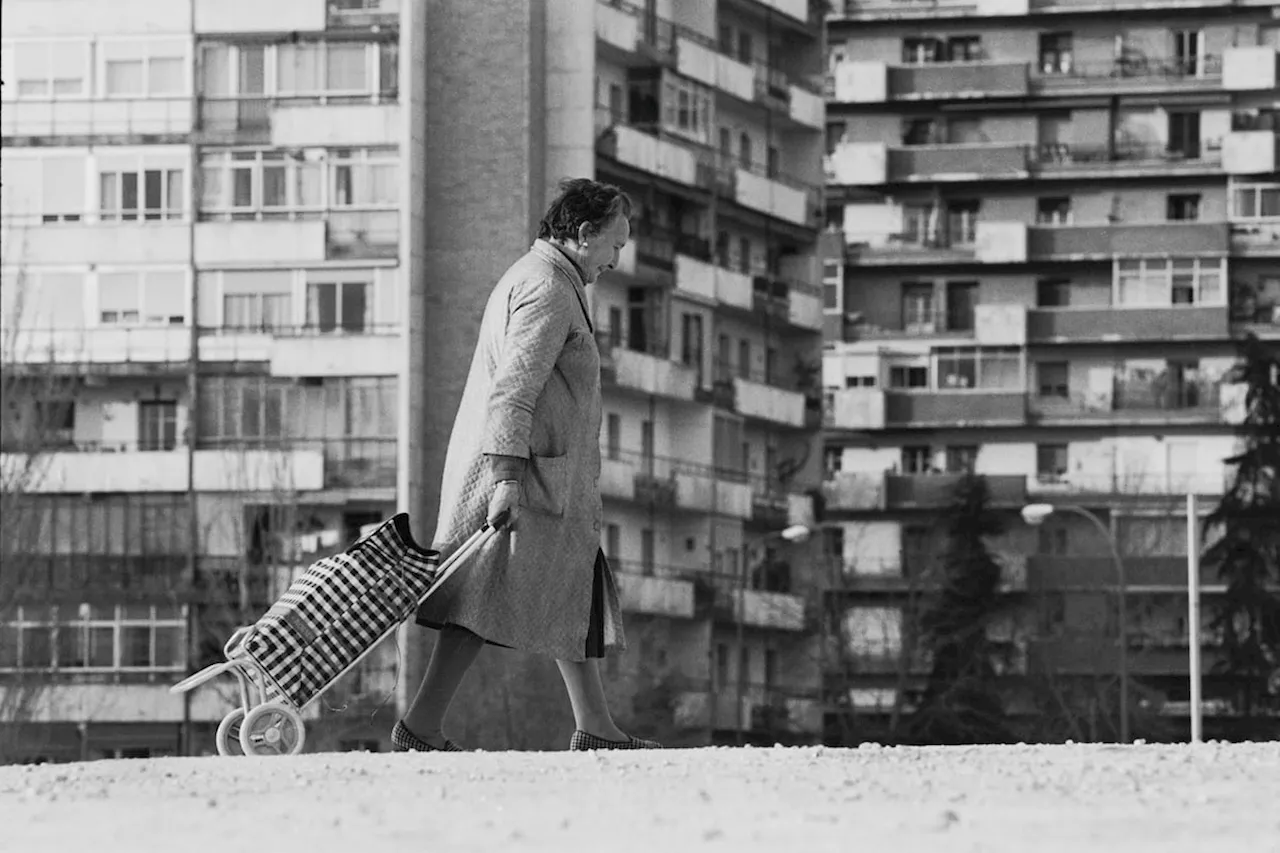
[2,743,1278,853]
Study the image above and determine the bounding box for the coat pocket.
[520,452,568,517]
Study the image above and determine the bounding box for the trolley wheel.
[215,708,247,757]
[239,702,306,756]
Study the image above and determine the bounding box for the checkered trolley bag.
[170,510,507,757]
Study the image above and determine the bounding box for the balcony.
[2,326,192,375]
[820,472,886,511]
[897,62,1031,101]
[884,391,1026,427]
[1031,55,1222,97]
[733,167,816,228]
[611,561,697,619]
[748,276,823,332]
[1032,377,1231,426]
[1222,45,1279,92]
[595,112,710,191]
[194,0,326,33]
[884,473,1028,509]
[2,97,192,146]
[8,220,192,267]
[888,143,1031,183]
[729,375,807,428]
[824,388,887,430]
[0,444,327,494]
[1028,556,1226,592]
[198,325,401,376]
[673,254,755,311]
[599,338,699,401]
[7,554,191,604]
[327,0,401,29]
[1027,469,1229,500]
[705,574,809,631]
[1027,222,1230,260]
[1026,306,1228,344]
[193,220,328,266]
[1223,132,1278,176]
[830,0,1030,21]
[1032,142,1223,180]
[197,94,396,146]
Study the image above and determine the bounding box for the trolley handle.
[487,509,511,531]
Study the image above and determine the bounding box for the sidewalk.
[2,742,1278,853]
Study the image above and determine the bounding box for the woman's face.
[578,215,631,284]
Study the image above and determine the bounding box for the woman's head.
[538,178,632,284]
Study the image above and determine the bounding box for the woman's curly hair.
[537,178,632,242]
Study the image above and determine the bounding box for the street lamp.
[1021,503,1130,744]
[736,524,812,746]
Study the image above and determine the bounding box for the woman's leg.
[555,657,629,741]
[401,623,485,746]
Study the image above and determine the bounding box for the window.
[606,414,621,460]
[826,122,845,155]
[845,375,875,388]
[605,523,621,558]
[100,39,187,97]
[201,148,395,217]
[1171,30,1204,76]
[737,236,752,274]
[138,401,178,451]
[901,446,932,474]
[901,283,934,332]
[306,280,369,333]
[902,36,979,65]
[12,40,88,98]
[1167,111,1201,158]
[1037,362,1069,398]
[1,604,185,672]
[1230,183,1280,220]
[823,260,843,312]
[738,339,751,379]
[100,168,184,221]
[1036,444,1068,481]
[1038,33,1073,75]
[1036,196,1072,225]
[935,346,1021,390]
[738,132,752,169]
[737,31,752,64]
[216,270,292,331]
[607,306,623,347]
[640,528,655,574]
[902,204,936,245]
[41,158,87,222]
[1167,193,1200,221]
[902,118,941,146]
[888,364,929,389]
[197,376,396,443]
[1037,279,1071,308]
[946,200,980,245]
[945,446,977,473]
[660,75,713,144]
[823,448,843,475]
[945,281,977,331]
[1115,258,1224,307]
[98,270,186,325]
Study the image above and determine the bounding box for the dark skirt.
[417,548,608,660]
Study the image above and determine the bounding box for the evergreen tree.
[1202,333,1280,722]
[908,473,1014,744]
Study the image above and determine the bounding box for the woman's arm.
[481,275,572,460]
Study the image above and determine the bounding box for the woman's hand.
[488,480,521,529]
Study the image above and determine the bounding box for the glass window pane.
[232,167,254,208]
[121,171,139,219]
[262,165,288,207]
[21,626,54,668]
[239,46,266,95]
[166,169,184,216]
[154,626,184,668]
[106,59,145,95]
[57,622,87,667]
[88,626,115,667]
[308,283,337,331]
[378,42,398,96]
[147,56,184,95]
[100,172,119,217]
[200,163,225,208]
[326,43,368,91]
[200,44,232,96]
[121,626,151,667]
[277,43,322,94]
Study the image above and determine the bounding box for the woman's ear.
[577,221,594,246]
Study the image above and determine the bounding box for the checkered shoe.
[569,730,663,751]
[391,720,463,752]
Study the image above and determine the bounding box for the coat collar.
[531,239,593,333]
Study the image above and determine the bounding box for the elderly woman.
[392,178,661,753]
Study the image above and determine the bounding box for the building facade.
[821,0,1278,742]
[0,0,829,759]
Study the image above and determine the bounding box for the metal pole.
[1065,505,1129,744]
[735,552,746,746]
[1187,493,1203,743]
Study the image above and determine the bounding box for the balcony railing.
[885,472,1028,509]
[327,0,401,28]
[198,437,396,489]
[1032,382,1226,424]
[1028,469,1230,498]
[1031,141,1223,174]
[2,325,193,371]
[1033,54,1222,86]
[2,96,193,142]
[1027,222,1231,259]
[196,93,397,139]
[1026,306,1229,343]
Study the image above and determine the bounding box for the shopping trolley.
[170,510,508,756]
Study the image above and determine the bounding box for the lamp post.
[736,523,811,746]
[1022,503,1130,744]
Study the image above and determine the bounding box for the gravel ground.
[2,742,1278,853]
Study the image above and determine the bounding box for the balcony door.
[902,283,935,333]
[680,312,704,386]
[1171,30,1204,77]
[945,281,977,332]
[1167,111,1201,159]
[139,401,178,452]
[306,280,369,333]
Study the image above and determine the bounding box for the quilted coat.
[414,240,625,661]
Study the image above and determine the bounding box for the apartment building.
[0,0,828,759]
[821,0,1278,741]
[1,0,403,760]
